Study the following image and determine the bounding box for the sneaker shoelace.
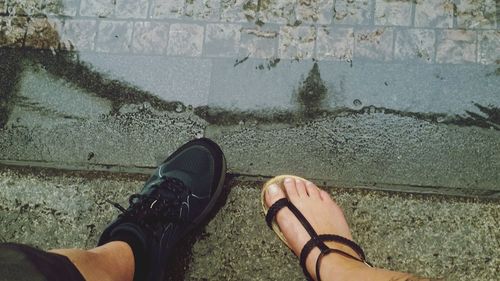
[107,177,190,238]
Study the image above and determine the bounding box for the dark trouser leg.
[0,243,86,281]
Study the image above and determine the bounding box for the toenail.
[284,177,293,183]
[268,184,279,195]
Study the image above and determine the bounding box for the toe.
[284,177,298,199]
[295,179,307,197]
[265,183,286,207]
[305,180,320,197]
[319,190,332,201]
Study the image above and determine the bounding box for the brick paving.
[0,0,497,64]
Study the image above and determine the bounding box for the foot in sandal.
[263,176,440,281]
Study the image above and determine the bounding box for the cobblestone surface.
[186,0,220,21]
[204,23,241,57]
[167,23,204,57]
[152,0,185,19]
[80,0,115,18]
[334,0,373,25]
[278,25,316,60]
[95,20,133,53]
[24,17,62,49]
[0,1,6,14]
[296,0,334,24]
[478,30,500,64]
[456,0,497,29]
[395,28,436,63]
[0,16,28,47]
[220,0,256,22]
[115,0,149,19]
[0,0,497,64]
[436,29,477,64]
[131,21,170,54]
[239,26,278,58]
[374,0,412,26]
[60,19,97,51]
[355,27,394,61]
[316,26,354,61]
[258,0,296,24]
[414,0,454,28]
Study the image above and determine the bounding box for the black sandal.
[262,175,372,281]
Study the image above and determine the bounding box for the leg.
[96,138,226,281]
[264,177,442,281]
[50,241,134,281]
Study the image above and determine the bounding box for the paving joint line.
[0,159,498,201]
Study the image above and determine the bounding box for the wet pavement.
[0,0,499,280]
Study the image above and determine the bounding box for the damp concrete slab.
[209,59,313,110]
[205,113,500,195]
[1,49,499,197]
[209,59,500,115]
[315,61,500,114]
[77,53,213,107]
[0,51,206,167]
[206,59,500,196]
[0,167,497,281]
[0,106,206,167]
[9,66,112,126]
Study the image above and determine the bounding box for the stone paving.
[0,167,498,281]
[0,0,498,64]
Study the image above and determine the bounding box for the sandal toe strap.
[265,198,289,228]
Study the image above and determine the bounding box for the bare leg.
[264,177,441,281]
[50,241,134,281]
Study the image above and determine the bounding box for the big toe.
[265,183,286,207]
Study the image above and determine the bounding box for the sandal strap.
[286,201,321,241]
[265,198,289,228]
[266,198,371,281]
[266,198,325,281]
[308,235,371,281]
[316,234,367,261]
[299,236,325,281]
[300,234,368,281]
[266,199,321,241]
[315,248,369,281]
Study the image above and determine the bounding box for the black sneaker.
[98,138,226,281]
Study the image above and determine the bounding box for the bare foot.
[264,177,366,281]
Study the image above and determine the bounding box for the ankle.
[319,253,370,281]
[89,242,135,281]
[319,254,427,281]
